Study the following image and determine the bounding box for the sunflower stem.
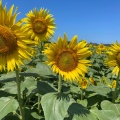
[39,42,44,62]
[13,111,21,119]
[112,71,120,103]
[37,42,44,113]
[58,74,62,93]
[38,94,41,113]
[81,89,83,100]
[15,68,25,120]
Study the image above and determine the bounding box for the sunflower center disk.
[32,19,47,34]
[0,36,6,47]
[100,45,103,48]
[116,53,120,65]
[56,51,78,72]
[0,25,17,55]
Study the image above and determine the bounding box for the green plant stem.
[16,68,25,120]
[38,94,41,113]
[81,89,83,100]
[37,42,44,113]
[13,111,21,119]
[112,71,120,103]
[31,102,38,109]
[58,74,62,93]
[39,42,44,62]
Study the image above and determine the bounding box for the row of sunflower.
[0,0,120,120]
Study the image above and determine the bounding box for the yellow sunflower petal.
[69,35,77,48]
[105,41,120,75]
[44,33,91,82]
[22,8,56,43]
[0,1,34,72]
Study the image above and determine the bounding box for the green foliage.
[90,100,120,120]
[0,97,18,120]
[41,93,74,120]
[0,44,120,120]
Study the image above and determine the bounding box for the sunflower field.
[0,0,120,120]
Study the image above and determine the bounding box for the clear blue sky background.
[2,0,120,44]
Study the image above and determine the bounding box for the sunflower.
[78,77,89,89]
[112,80,116,88]
[105,41,120,75]
[43,33,92,82]
[89,77,97,86]
[0,0,34,72]
[96,43,106,54]
[22,8,56,43]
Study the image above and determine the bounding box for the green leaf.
[37,81,56,95]
[101,100,120,118]
[98,110,119,120]
[36,62,52,75]
[77,99,88,107]
[91,109,118,120]
[0,72,16,82]
[23,77,37,95]
[31,112,41,120]
[86,83,111,96]
[68,103,97,120]
[72,113,97,120]
[90,100,120,120]
[90,107,100,119]
[87,94,104,107]
[1,81,17,94]
[41,92,74,120]
[70,85,80,94]
[25,62,52,77]
[1,81,25,95]
[0,97,18,119]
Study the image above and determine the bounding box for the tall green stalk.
[15,68,25,120]
[58,74,62,93]
[81,89,83,100]
[37,41,44,113]
[112,71,120,103]
[39,42,44,62]
[38,93,41,113]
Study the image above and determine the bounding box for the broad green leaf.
[25,62,52,77]
[91,109,118,120]
[1,81,25,94]
[0,72,15,82]
[101,100,120,118]
[1,81,17,94]
[90,100,120,120]
[41,92,74,120]
[72,113,97,120]
[70,85,80,94]
[90,107,100,119]
[87,94,103,107]
[23,77,37,95]
[31,112,44,120]
[0,97,18,119]
[98,110,119,120]
[36,62,53,76]
[68,103,97,120]
[87,83,111,96]
[77,99,88,107]
[37,81,56,95]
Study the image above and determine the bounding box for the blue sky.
[2,0,120,44]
